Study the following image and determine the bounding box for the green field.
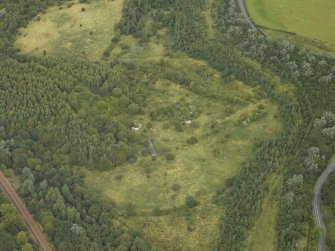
[245,0,335,51]
[15,0,124,60]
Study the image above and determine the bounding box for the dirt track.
[0,171,52,251]
[237,0,257,30]
[313,158,335,251]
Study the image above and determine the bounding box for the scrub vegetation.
[0,0,335,250]
[15,0,124,60]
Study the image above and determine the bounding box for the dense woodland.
[0,189,36,251]
[0,0,155,250]
[117,0,335,250]
[0,0,335,250]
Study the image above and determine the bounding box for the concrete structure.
[131,123,142,131]
[0,8,6,17]
[148,140,157,160]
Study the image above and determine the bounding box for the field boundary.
[257,24,297,36]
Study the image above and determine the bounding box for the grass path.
[244,174,282,251]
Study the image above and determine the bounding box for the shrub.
[172,183,181,191]
[165,153,176,161]
[174,123,184,132]
[81,7,86,12]
[152,206,161,216]
[191,121,201,128]
[185,195,198,208]
[121,44,130,50]
[187,136,198,145]
[103,49,110,58]
[112,36,120,43]
[258,103,265,110]
[146,122,153,129]
[127,103,139,114]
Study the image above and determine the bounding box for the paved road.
[237,0,257,30]
[313,158,335,251]
[0,171,52,251]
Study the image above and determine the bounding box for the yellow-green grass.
[13,1,287,248]
[15,0,124,60]
[245,0,335,48]
[245,174,282,251]
[70,34,285,249]
[83,67,282,250]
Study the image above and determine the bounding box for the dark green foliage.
[165,153,175,161]
[185,195,198,208]
[115,0,335,250]
[1,0,335,250]
[0,193,35,251]
[0,1,153,250]
[186,136,198,145]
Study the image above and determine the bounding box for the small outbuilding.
[131,123,142,131]
[0,8,6,17]
[183,120,192,125]
[148,140,157,160]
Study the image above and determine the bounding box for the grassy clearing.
[83,40,282,249]
[244,174,282,251]
[245,0,335,50]
[67,16,285,246]
[17,4,285,248]
[15,0,124,60]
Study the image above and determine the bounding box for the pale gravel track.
[237,0,257,30]
[313,158,335,251]
[236,0,330,249]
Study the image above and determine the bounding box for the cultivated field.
[15,0,124,59]
[245,0,335,51]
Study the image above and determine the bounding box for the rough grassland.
[245,0,335,47]
[83,42,282,249]
[16,4,286,249]
[245,174,282,251]
[15,0,124,60]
